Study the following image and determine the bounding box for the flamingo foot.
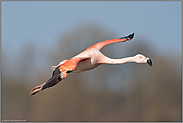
[30,74,62,95]
[30,83,44,95]
[30,88,41,95]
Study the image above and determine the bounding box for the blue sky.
[1,1,182,65]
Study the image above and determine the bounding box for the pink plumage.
[30,33,152,95]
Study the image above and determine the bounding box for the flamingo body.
[30,33,152,95]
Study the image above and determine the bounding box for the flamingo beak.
[147,58,153,67]
[41,74,62,90]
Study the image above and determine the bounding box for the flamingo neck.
[101,56,135,65]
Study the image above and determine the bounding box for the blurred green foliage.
[2,24,181,121]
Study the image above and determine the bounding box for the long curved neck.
[99,55,135,65]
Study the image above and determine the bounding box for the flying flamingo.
[30,33,152,95]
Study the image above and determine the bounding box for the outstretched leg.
[30,74,62,95]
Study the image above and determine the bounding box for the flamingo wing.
[52,60,68,71]
[30,56,91,95]
[81,33,134,52]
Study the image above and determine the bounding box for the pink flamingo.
[30,33,152,95]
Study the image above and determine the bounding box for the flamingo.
[30,33,152,95]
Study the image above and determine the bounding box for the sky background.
[2,1,182,59]
[1,1,182,83]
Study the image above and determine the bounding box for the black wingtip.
[128,33,134,39]
[119,33,134,40]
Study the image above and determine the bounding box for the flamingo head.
[134,54,153,67]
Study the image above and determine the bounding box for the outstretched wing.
[58,55,92,74]
[81,33,134,53]
[30,56,91,95]
[52,60,68,71]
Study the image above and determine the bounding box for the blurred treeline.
[2,24,181,121]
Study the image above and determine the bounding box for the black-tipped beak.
[147,58,153,67]
[41,74,62,90]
